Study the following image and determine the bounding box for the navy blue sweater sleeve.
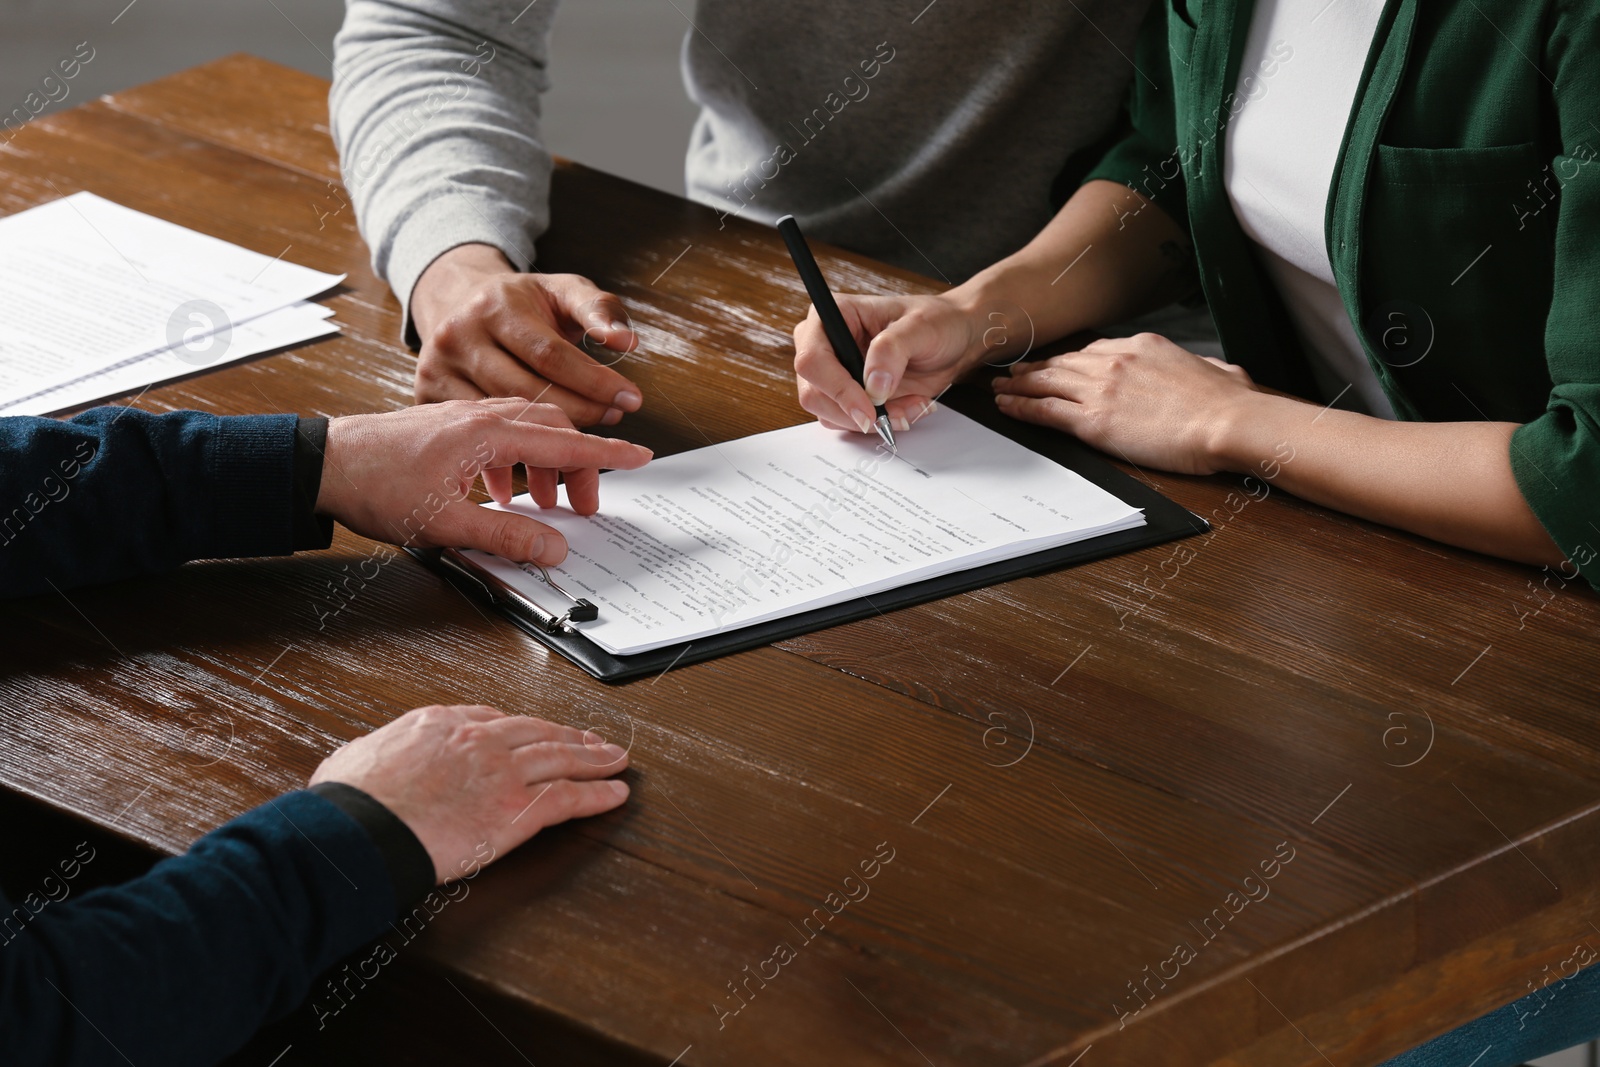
[0,408,332,599]
[0,789,432,1066]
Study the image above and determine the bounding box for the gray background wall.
[0,0,699,194]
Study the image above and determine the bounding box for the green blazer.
[1085,0,1600,584]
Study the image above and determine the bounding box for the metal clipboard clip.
[437,548,598,635]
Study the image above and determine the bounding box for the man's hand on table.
[410,244,644,426]
[311,704,630,884]
[315,398,652,567]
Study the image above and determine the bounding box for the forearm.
[1,788,429,1067]
[0,409,329,599]
[1215,392,1565,567]
[331,0,559,341]
[949,180,1197,347]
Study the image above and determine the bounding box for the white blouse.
[1224,0,1396,418]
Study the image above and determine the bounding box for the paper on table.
[0,302,339,417]
[464,408,1145,655]
[0,192,343,403]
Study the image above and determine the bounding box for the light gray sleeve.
[330,0,561,345]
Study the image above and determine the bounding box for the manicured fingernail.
[866,371,893,403]
[609,779,630,799]
[995,393,1015,407]
[527,535,546,559]
[916,401,939,421]
[892,416,911,433]
[610,320,631,336]
[613,389,642,410]
[601,407,623,426]
[851,409,874,434]
[600,743,626,759]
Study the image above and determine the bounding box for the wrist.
[945,260,1088,370]
[314,415,350,518]
[933,287,992,371]
[410,243,516,340]
[940,278,1036,373]
[1207,390,1294,475]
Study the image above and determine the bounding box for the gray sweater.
[330,0,1150,334]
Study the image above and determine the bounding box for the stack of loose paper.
[464,408,1146,655]
[0,192,343,417]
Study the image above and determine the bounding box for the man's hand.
[315,398,652,566]
[310,704,629,883]
[411,244,644,427]
[793,292,1006,435]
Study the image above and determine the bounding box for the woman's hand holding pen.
[792,291,1003,434]
[792,293,1265,475]
[315,398,652,566]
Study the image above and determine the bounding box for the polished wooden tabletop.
[4,55,1600,1067]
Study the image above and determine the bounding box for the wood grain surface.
[2,54,1599,1067]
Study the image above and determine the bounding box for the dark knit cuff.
[308,781,436,911]
[206,413,299,558]
[291,417,334,551]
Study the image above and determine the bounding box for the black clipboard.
[410,383,1208,683]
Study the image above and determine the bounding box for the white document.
[0,303,338,417]
[0,192,343,404]
[465,408,1145,655]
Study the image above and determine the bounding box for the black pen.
[776,214,895,450]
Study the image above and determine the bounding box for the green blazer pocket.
[1361,141,1556,422]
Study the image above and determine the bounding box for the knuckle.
[489,516,531,560]
[546,781,581,817]
[413,704,452,728]
[519,333,560,369]
[867,331,900,358]
[451,719,487,745]
[563,744,601,774]
[523,401,573,428]
[415,347,448,378]
[461,404,502,430]
[413,368,445,403]
[429,316,466,349]
[462,289,499,320]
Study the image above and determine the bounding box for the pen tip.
[875,415,896,452]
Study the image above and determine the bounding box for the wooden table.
[4,55,1600,1067]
